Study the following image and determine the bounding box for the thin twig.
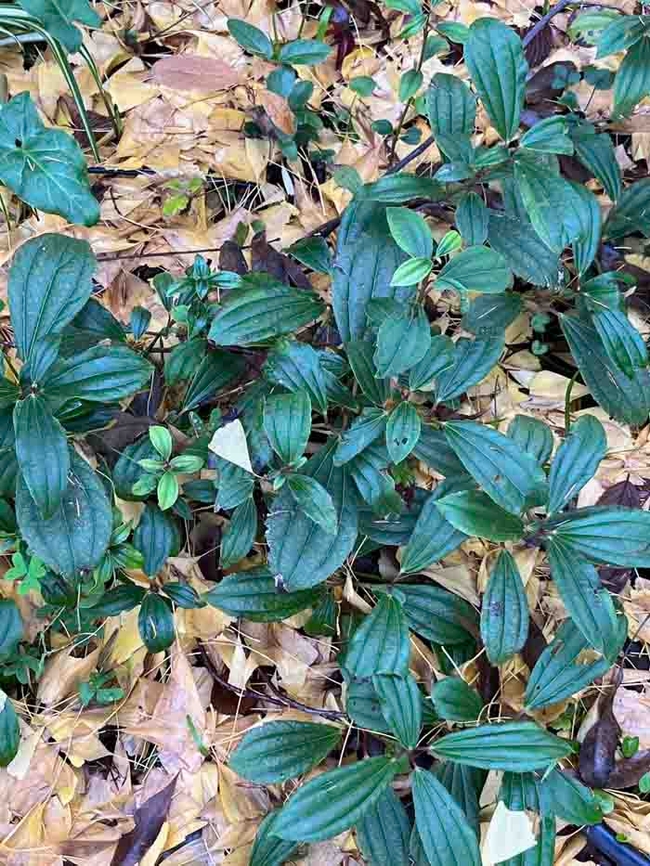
[522,0,574,48]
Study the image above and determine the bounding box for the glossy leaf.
[436,490,524,541]
[543,505,650,567]
[613,36,650,117]
[386,401,421,464]
[42,344,152,402]
[138,593,175,653]
[591,308,648,378]
[427,72,476,137]
[547,415,606,514]
[520,117,574,155]
[263,391,311,465]
[205,568,322,621]
[507,415,554,465]
[412,769,481,866]
[436,246,512,294]
[334,409,387,465]
[387,207,433,258]
[278,39,331,65]
[227,19,273,58]
[481,550,528,665]
[133,504,180,577]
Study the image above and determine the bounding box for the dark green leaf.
[227,19,273,58]
[89,583,146,617]
[412,769,481,866]
[465,18,527,141]
[539,768,603,825]
[399,68,423,101]
[408,335,455,391]
[361,174,442,204]
[397,583,479,645]
[14,395,69,519]
[346,340,391,406]
[400,490,468,574]
[520,117,574,155]
[263,340,328,414]
[507,415,554,465]
[436,246,512,294]
[205,567,322,621]
[346,677,392,733]
[435,490,525,541]
[605,177,650,239]
[435,763,485,831]
[570,182,601,275]
[444,420,544,514]
[592,308,648,378]
[548,415,606,514]
[278,39,331,65]
[8,232,95,365]
[263,391,311,465]
[374,308,431,377]
[356,788,410,866]
[163,583,203,609]
[545,505,650,569]
[209,282,323,346]
[427,72,476,138]
[42,345,152,402]
[220,499,257,568]
[134,504,180,577]
[481,550,528,665]
[333,408,387,465]
[435,335,504,404]
[274,756,402,843]
[182,350,245,412]
[230,720,340,783]
[113,435,160,502]
[165,338,206,386]
[267,439,358,590]
[138,593,175,653]
[0,600,23,657]
[0,695,20,767]
[344,593,410,677]
[499,773,556,866]
[250,810,299,866]
[432,721,572,771]
[412,425,467,477]
[456,192,488,246]
[487,211,559,286]
[373,672,422,748]
[386,401,420,464]
[16,0,101,50]
[462,293,522,337]
[386,207,433,258]
[286,473,337,534]
[0,94,99,225]
[570,121,621,203]
[287,236,332,274]
[347,444,400,514]
[430,677,483,722]
[596,15,646,58]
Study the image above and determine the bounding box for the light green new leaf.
[286,474,338,535]
[274,756,402,842]
[230,721,341,784]
[432,721,572,771]
[436,490,525,541]
[431,677,483,722]
[344,593,410,678]
[374,308,432,377]
[591,308,648,378]
[444,420,545,514]
[13,395,69,520]
[0,94,99,226]
[8,233,95,366]
[386,401,421,464]
[543,505,650,567]
[400,490,468,574]
[481,550,529,665]
[390,257,432,286]
[386,207,433,258]
[221,498,257,567]
[263,391,311,465]
[374,672,422,748]
[397,583,479,645]
[42,344,152,402]
[412,770,481,866]
[520,116,574,155]
[356,788,410,866]
[436,246,512,294]
[205,567,322,621]
[333,408,388,465]
[209,282,323,346]
[548,415,606,514]
[465,18,528,141]
[17,0,101,50]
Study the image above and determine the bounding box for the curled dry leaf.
[110,774,178,866]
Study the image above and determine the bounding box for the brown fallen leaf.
[151,55,241,93]
[110,774,177,866]
[258,90,296,136]
[579,667,622,788]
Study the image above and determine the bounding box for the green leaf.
[386,401,421,464]
[412,425,467,477]
[356,788,410,866]
[278,39,331,65]
[499,773,556,866]
[433,721,572,771]
[435,490,525,541]
[263,340,328,414]
[273,756,402,843]
[427,72,476,138]
[605,177,650,239]
[436,246,512,294]
[435,335,504,403]
[386,207,433,258]
[390,257,432,286]
[42,344,152,402]
[373,672,422,748]
[347,444,400,514]
[250,810,299,866]
[286,474,337,535]
[0,600,23,657]
[412,769,481,866]
[462,293,522,337]
[0,94,99,225]
[539,768,603,825]
[481,550,528,665]
[13,395,69,519]
[431,677,483,722]
[205,567,322,621]
[8,233,95,365]
[408,335,455,391]
[346,340,391,405]
[596,15,646,58]
[149,426,172,461]
[263,391,311,465]
[163,583,202,609]
[17,0,101,50]
[487,211,559,286]
[400,490,468,575]
[520,116,574,155]
[346,677,392,733]
[287,236,332,274]
[444,420,544,514]
[435,763,485,831]
[334,408,387,465]
[592,308,648,377]
[375,308,431,377]
[220,499,257,568]
[227,18,273,58]
[399,69,423,101]
[230,721,340,784]
[133,504,180,577]
[344,593,410,677]
[332,200,416,342]
[164,338,206,386]
[465,18,527,141]
[157,471,178,511]
[16,451,111,576]
[113,435,160,502]
[138,593,175,653]
[361,174,442,204]
[181,350,245,412]
[209,282,323,346]
[436,20,470,43]
[396,583,479,645]
[570,121,621,203]
[524,620,620,710]
[0,694,19,767]
[570,182,601,275]
[560,314,650,425]
[543,505,650,567]
[547,415,606,513]
[456,192,488,246]
[267,439,358,589]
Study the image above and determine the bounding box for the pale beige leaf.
[151,55,241,92]
[482,800,537,865]
[208,420,253,473]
